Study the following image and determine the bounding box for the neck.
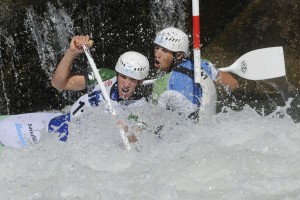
[169,54,186,72]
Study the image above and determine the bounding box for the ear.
[175,52,185,61]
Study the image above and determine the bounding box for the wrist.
[66,48,80,58]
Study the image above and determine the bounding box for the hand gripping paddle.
[83,44,131,151]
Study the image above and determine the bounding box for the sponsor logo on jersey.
[105,79,113,87]
[88,90,102,106]
[28,124,38,143]
[15,123,27,146]
[72,101,85,116]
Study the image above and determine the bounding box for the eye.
[119,74,126,79]
[129,78,138,84]
[162,48,171,53]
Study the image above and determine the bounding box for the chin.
[154,63,161,70]
[158,65,167,71]
[120,94,130,100]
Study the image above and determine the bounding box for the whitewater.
[0,102,299,200]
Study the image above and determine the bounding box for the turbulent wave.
[0,103,299,200]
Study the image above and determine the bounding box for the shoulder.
[98,68,117,81]
[200,59,219,81]
[85,68,117,90]
[201,59,214,67]
[181,57,213,69]
[152,72,172,93]
[178,59,193,69]
[86,68,116,82]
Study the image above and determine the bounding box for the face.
[154,45,174,71]
[117,74,139,100]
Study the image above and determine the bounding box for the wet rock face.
[0,0,153,114]
[0,0,298,114]
[202,0,300,90]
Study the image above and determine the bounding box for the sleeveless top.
[48,68,146,142]
[151,59,219,115]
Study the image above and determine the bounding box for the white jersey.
[0,77,147,148]
[0,113,62,148]
[0,68,147,148]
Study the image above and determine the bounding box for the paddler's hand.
[127,134,138,143]
[217,71,239,90]
[69,35,93,56]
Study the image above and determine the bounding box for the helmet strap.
[168,52,177,72]
[170,52,185,71]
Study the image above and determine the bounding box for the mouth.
[154,60,160,68]
[120,87,131,100]
[121,88,129,94]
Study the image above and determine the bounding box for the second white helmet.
[154,27,189,56]
[115,51,149,80]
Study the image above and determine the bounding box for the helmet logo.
[123,67,135,76]
[115,51,149,80]
[154,28,189,56]
[241,61,247,73]
[156,34,167,46]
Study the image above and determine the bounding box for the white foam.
[1,104,299,200]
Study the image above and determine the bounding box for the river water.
[1,1,300,199]
[1,103,299,200]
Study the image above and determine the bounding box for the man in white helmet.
[151,27,238,117]
[0,35,149,148]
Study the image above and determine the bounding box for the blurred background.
[0,0,299,118]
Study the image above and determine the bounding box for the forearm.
[51,49,78,90]
[201,60,238,90]
[51,35,92,91]
[216,71,239,90]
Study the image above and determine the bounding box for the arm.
[51,35,92,91]
[216,71,239,90]
[201,59,238,91]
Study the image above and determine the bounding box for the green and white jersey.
[85,68,117,94]
[151,59,218,115]
[69,68,117,118]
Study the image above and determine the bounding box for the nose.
[155,47,162,59]
[123,78,131,88]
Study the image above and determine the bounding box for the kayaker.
[151,27,238,117]
[0,36,150,148]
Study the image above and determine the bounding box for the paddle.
[218,46,286,80]
[191,0,217,115]
[142,47,286,85]
[192,0,201,84]
[82,44,131,151]
[83,45,115,114]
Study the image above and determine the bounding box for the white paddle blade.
[218,47,286,80]
[142,79,156,85]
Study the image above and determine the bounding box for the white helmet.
[115,51,149,80]
[154,27,189,56]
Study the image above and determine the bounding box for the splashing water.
[0,35,19,114]
[25,2,74,78]
[0,103,299,199]
[1,1,300,199]
[150,0,187,32]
